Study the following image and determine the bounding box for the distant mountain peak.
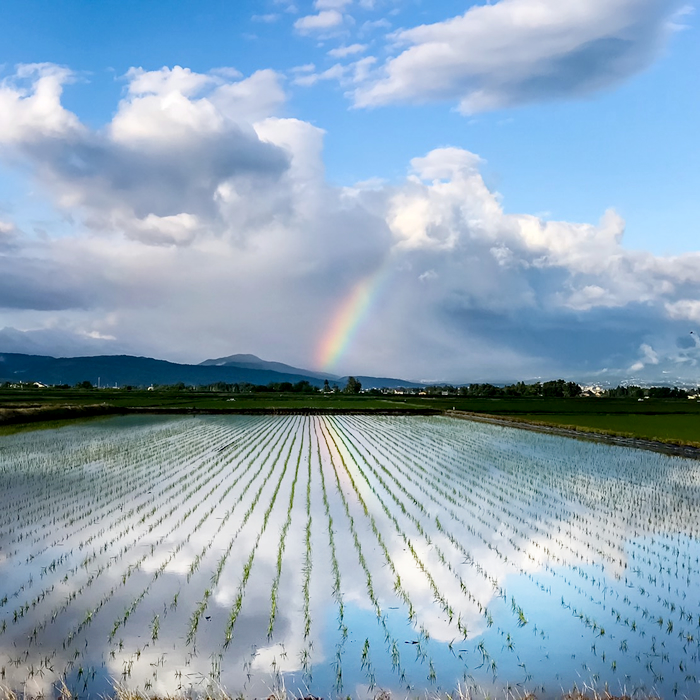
[199,353,340,381]
[200,353,263,366]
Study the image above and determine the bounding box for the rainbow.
[316,267,387,372]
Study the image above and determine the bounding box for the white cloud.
[629,343,660,371]
[292,63,347,87]
[353,0,680,112]
[668,3,694,30]
[294,10,344,33]
[666,299,700,324]
[2,63,700,382]
[293,57,375,88]
[210,69,287,123]
[0,63,82,142]
[0,64,290,247]
[291,63,316,73]
[359,18,391,34]
[328,43,367,58]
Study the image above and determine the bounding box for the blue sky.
[0,0,698,383]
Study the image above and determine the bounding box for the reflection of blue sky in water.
[289,533,700,699]
[3,415,700,697]
[469,534,700,699]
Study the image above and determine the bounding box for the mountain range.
[0,352,420,390]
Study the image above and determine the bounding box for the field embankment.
[0,402,126,428]
[445,409,700,459]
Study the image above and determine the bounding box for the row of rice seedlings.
[312,417,347,692]
[61,438,249,656]
[0,419,200,543]
[186,416,299,648]
[359,637,377,691]
[361,417,573,596]
[333,417,502,638]
[106,420,283,646]
[379,419,651,645]
[25,425,239,630]
[340,417,502,610]
[344,416,533,631]
[2,418,235,569]
[389,416,700,692]
[19,420,267,690]
[222,417,303,648]
[327,417,506,684]
[186,417,286,583]
[315,419,411,690]
[267,425,304,639]
[2,434,204,633]
[299,419,314,681]
[424,418,700,629]
[348,419,621,668]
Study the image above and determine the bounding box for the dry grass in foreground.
[0,683,663,700]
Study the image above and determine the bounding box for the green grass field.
[509,412,700,444]
[2,388,700,445]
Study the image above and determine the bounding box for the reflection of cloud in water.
[3,415,700,697]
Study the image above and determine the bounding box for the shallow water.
[1,414,700,698]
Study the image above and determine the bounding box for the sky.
[0,0,698,384]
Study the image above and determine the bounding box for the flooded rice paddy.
[2,414,700,698]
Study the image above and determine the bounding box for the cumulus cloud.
[294,10,344,33]
[2,62,700,382]
[0,64,290,246]
[353,0,681,112]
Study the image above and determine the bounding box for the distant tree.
[293,380,317,393]
[76,380,93,390]
[323,379,331,393]
[564,381,582,398]
[344,376,362,394]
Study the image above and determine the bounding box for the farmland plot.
[2,414,700,698]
